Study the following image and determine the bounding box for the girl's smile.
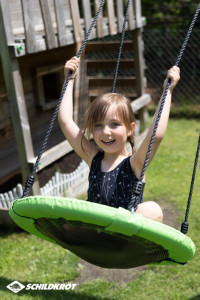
[101,139,115,145]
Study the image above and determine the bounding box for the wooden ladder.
[85,37,138,102]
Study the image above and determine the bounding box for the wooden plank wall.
[54,0,68,46]
[21,0,37,53]
[2,0,140,56]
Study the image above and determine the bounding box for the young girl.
[58,56,180,222]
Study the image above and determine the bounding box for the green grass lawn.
[0,118,200,300]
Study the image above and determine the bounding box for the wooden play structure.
[0,0,151,195]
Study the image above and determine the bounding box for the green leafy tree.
[141,0,199,29]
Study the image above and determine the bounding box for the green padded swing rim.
[9,196,195,265]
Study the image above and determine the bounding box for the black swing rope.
[181,135,200,233]
[22,0,106,198]
[111,0,130,93]
[128,3,200,235]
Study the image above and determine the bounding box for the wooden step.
[89,93,137,103]
[89,86,137,101]
[86,58,134,69]
[86,40,133,52]
[88,76,136,87]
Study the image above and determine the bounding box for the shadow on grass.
[0,225,24,238]
[0,277,112,300]
[190,296,200,300]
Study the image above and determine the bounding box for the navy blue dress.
[87,151,144,211]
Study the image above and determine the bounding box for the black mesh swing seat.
[9,196,195,268]
[9,1,200,269]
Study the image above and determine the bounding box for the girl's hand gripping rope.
[163,66,180,93]
[64,56,80,79]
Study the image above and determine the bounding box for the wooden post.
[54,0,68,46]
[21,0,37,53]
[133,0,144,97]
[73,44,88,126]
[69,0,83,43]
[106,0,116,35]
[132,0,147,130]
[132,28,148,130]
[132,0,144,97]
[132,28,144,97]
[135,0,142,28]
[0,0,13,44]
[39,0,57,49]
[116,0,124,33]
[0,3,40,195]
[128,0,136,30]
[82,0,96,39]
[95,0,104,38]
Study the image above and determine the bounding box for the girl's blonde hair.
[81,93,136,151]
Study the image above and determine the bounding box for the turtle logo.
[6,281,25,293]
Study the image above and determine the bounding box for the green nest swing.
[10,196,195,268]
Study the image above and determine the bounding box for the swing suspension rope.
[22,0,106,198]
[129,2,200,235]
[181,135,200,233]
[22,0,200,236]
[111,0,130,93]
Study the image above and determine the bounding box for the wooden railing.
[1,0,143,56]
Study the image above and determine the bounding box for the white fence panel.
[0,160,89,209]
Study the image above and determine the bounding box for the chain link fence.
[143,27,200,105]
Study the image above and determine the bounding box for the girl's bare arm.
[58,57,97,166]
[130,66,180,179]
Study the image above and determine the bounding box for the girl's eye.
[111,122,120,128]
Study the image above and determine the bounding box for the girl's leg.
[136,201,163,222]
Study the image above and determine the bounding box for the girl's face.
[92,104,135,155]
